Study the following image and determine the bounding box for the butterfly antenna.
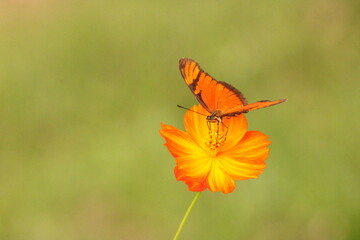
[176,105,208,116]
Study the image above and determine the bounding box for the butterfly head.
[206,110,223,123]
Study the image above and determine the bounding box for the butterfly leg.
[207,120,228,145]
[207,120,212,134]
[221,122,229,141]
[207,120,220,145]
[216,121,220,144]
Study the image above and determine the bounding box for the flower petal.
[160,123,203,158]
[216,155,267,180]
[175,155,212,179]
[221,114,248,151]
[229,131,271,160]
[207,160,236,194]
[184,105,210,150]
[216,131,271,180]
[174,166,208,192]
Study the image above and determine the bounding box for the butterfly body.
[179,58,286,122]
[206,110,223,122]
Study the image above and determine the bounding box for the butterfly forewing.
[179,58,247,114]
[179,59,210,112]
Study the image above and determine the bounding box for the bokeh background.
[1,0,359,239]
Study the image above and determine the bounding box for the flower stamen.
[205,122,227,157]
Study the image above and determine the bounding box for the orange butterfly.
[179,58,286,122]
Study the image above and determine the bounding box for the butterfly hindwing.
[220,99,287,117]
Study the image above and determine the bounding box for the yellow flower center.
[205,127,227,157]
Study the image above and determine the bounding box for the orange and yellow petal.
[221,114,248,151]
[216,155,266,181]
[175,155,212,179]
[207,160,236,193]
[174,166,207,192]
[229,131,271,161]
[183,105,210,149]
[160,123,204,158]
[216,130,270,180]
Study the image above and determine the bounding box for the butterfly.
[179,58,287,122]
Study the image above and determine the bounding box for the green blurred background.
[0,0,359,239]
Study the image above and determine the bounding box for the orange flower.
[160,105,271,194]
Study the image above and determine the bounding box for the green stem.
[173,192,201,240]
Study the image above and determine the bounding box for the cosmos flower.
[160,105,271,194]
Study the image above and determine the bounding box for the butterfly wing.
[179,58,247,114]
[219,99,287,117]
